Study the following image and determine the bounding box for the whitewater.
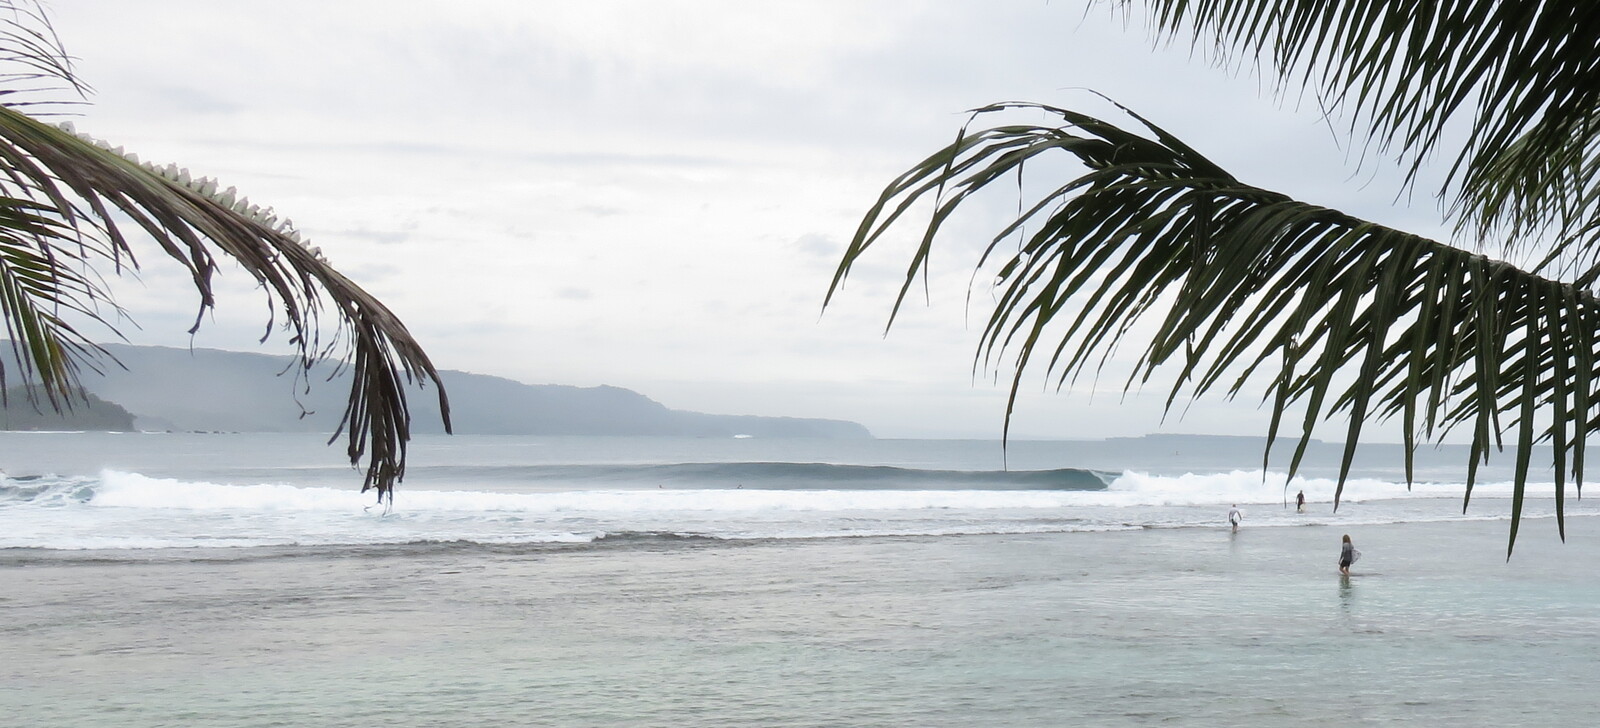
[1,432,1587,550]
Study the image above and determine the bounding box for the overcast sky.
[42,0,1460,439]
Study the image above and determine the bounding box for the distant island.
[0,343,871,438]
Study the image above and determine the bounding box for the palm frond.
[0,2,450,500]
[0,0,82,103]
[0,196,114,411]
[1119,0,1600,270]
[830,102,1594,556]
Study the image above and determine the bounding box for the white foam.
[0,466,1571,552]
[93,470,371,511]
[83,470,1097,514]
[1103,469,1544,507]
[81,468,1548,517]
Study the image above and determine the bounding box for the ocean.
[3,432,1599,726]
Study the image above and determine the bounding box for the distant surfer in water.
[1338,534,1358,576]
[1228,505,1242,531]
[1296,490,1306,512]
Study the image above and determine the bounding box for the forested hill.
[0,387,135,431]
[0,344,871,438]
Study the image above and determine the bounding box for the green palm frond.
[1121,0,1600,273]
[829,102,1593,556]
[0,1,448,501]
[0,196,112,410]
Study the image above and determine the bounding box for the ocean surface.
[4,432,1599,726]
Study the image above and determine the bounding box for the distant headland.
[0,343,872,438]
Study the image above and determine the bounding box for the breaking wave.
[0,465,1573,552]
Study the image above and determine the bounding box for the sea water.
[3,432,1599,726]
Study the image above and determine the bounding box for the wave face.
[399,462,1117,491]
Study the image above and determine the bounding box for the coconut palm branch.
[1121,0,1600,279]
[828,101,1595,556]
[0,1,449,501]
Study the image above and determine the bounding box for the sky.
[39,0,1464,440]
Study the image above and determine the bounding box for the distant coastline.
[0,386,135,431]
[0,343,872,439]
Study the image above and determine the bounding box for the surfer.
[1228,504,1242,531]
[1338,534,1358,576]
[1296,490,1306,512]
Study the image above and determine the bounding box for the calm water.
[3,433,1598,726]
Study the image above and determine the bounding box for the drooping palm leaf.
[0,196,115,412]
[829,101,1594,556]
[0,1,449,501]
[1119,0,1600,279]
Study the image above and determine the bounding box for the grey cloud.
[791,233,840,259]
[338,227,414,246]
[577,205,624,218]
[126,83,246,116]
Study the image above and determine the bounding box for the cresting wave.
[4,470,1115,512]
[402,461,1119,490]
[0,468,1578,552]
[0,468,1565,511]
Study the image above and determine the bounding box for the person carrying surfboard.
[1339,534,1361,576]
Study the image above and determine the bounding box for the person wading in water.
[1339,534,1360,576]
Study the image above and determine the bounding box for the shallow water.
[5,520,1598,727]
